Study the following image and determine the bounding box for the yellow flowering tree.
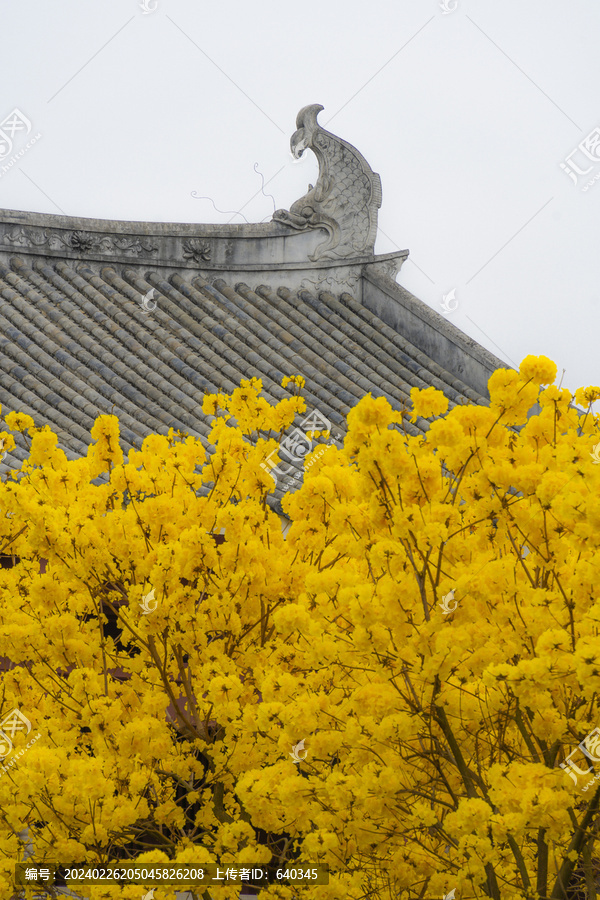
[0,358,600,900]
[0,380,310,900]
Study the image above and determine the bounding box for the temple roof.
[0,104,507,508]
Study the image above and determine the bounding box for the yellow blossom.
[519,354,558,385]
[410,385,449,419]
[575,385,600,407]
[4,411,35,433]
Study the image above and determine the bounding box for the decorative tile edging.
[3,226,159,258]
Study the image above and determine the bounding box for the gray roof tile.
[0,255,491,510]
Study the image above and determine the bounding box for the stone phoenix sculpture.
[273,104,382,262]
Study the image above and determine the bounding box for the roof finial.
[273,104,382,262]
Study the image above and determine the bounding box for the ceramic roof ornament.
[273,104,382,262]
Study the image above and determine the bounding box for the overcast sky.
[1,0,598,394]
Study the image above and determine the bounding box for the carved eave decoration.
[273,103,382,262]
